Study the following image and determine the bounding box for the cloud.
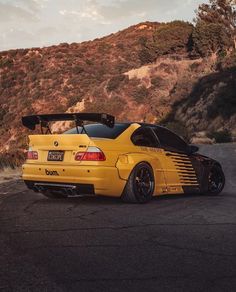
[0,3,35,22]
[59,3,110,24]
[79,0,190,21]
[58,0,203,25]
[0,0,48,22]
[59,9,102,21]
[0,0,206,51]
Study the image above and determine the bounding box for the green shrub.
[1,77,16,89]
[55,52,64,59]
[207,104,218,119]
[107,75,126,91]
[0,108,6,121]
[116,43,124,50]
[85,59,93,66]
[115,61,129,74]
[0,58,13,68]
[132,86,149,103]
[138,48,156,65]
[153,21,193,55]
[189,62,201,71]
[151,76,166,87]
[32,90,41,100]
[138,36,148,47]
[27,58,38,70]
[98,42,112,54]
[67,95,82,107]
[72,65,84,74]
[208,130,232,143]
[217,50,227,60]
[207,79,236,119]
[59,42,69,47]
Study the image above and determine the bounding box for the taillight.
[26,151,38,160]
[75,147,106,161]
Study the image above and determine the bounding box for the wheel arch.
[128,160,154,178]
[121,160,155,203]
[213,162,223,169]
[116,153,159,182]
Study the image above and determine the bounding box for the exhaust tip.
[33,186,41,192]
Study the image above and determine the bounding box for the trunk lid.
[28,134,91,165]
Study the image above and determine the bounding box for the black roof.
[115,122,169,130]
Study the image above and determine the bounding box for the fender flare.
[116,153,161,182]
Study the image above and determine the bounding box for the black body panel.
[190,153,222,194]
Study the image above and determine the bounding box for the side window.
[131,127,159,148]
[154,127,188,153]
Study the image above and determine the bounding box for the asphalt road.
[0,143,236,292]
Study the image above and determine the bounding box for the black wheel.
[121,162,155,203]
[41,190,68,199]
[205,165,225,195]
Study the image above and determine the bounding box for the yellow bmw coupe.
[22,113,225,203]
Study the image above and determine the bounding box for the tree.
[153,21,194,55]
[194,0,236,49]
[193,22,232,56]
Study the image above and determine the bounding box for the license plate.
[47,151,64,161]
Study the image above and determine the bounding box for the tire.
[205,164,225,195]
[121,162,155,203]
[41,190,68,199]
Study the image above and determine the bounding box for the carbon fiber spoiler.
[22,113,115,131]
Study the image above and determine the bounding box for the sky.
[0,0,208,51]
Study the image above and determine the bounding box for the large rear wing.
[22,113,115,133]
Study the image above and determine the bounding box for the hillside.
[0,21,236,167]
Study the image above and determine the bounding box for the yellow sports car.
[22,113,225,203]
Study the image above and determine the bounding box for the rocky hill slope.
[0,21,235,166]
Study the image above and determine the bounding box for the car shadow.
[33,191,208,206]
[34,193,123,206]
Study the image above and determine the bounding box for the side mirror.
[188,145,199,154]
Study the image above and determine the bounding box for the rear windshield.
[64,123,130,139]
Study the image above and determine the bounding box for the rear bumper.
[24,180,95,196]
[22,163,126,197]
